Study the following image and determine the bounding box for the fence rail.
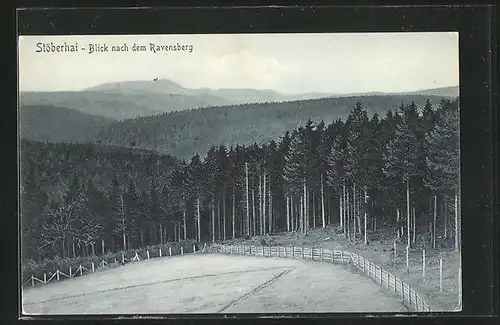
[207,244,431,312]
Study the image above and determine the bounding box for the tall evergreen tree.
[187,154,204,242]
[383,104,422,248]
[283,128,308,233]
[110,174,128,250]
[425,99,460,250]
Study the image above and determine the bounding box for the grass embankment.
[21,240,199,284]
[219,225,461,312]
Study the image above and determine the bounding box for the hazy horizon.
[18,33,459,94]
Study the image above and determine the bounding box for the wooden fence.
[207,244,432,313]
[22,243,207,288]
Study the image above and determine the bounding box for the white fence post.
[44,273,47,284]
[422,250,426,281]
[193,244,196,254]
[69,267,72,278]
[181,247,184,255]
[440,259,443,292]
[79,266,83,277]
[406,246,409,274]
[122,253,125,263]
[57,270,60,281]
[169,247,172,256]
[159,248,162,257]
[147,250,150,259]
[458,267,462,308]
[91,263,95,273]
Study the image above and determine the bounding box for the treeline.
[20,98,459,263]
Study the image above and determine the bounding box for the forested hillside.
[20,97,460,264]
[20,141,181,260]
[19,90,230,120]
[97,94,448,159]
[19,105,116,143]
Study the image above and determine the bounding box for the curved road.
[22,254,406,314]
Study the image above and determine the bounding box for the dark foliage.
[21,97,460,268]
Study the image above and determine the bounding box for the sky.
[18,32,459,94]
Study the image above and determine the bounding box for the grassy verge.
[219,225,461,312]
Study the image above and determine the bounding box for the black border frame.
[9,4,498,325]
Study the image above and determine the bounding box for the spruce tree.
[283,128,308,233]
[187,154,204,242]
[383,106,422,248]
[425,99,460,250]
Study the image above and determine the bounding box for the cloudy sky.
[18,32,459,94]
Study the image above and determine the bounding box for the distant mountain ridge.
[330,86,459,98]
[86,78,335,105]
[20,78,458,121]
[86,79,187,94]
[18,90,232,121]
[402,86,459,97]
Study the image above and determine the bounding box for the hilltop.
[20,79,334,121]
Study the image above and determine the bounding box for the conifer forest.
[20,98,460,263]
